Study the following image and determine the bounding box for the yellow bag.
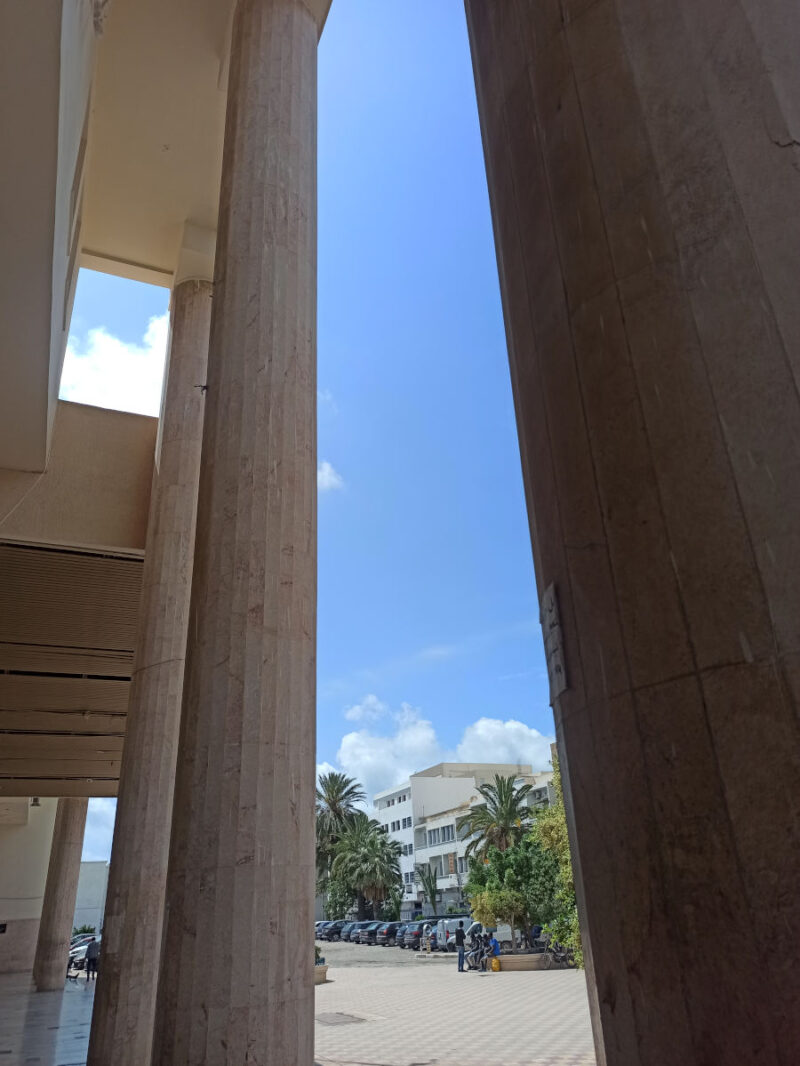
[491,956,501,972]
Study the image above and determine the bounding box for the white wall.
[0,798,57,972]
[73,861,109,933]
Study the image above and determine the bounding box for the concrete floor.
[0,943,596,1065]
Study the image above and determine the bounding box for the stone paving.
[0,944,596,1065]
[315,941,597,1066]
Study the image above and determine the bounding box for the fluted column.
[33,798,87,990]
[151,1,325,1062]
[466,3,800,1064]
[86,279,210,1064]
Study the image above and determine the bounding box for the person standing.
[455,921,466,972]
[85,937,100,981]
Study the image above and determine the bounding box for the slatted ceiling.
[0,543,142,796]
[0,676,130,712]
[0,735,124,759]
[0,779,118,798]
[0,759,122,777]
[0,543,142,651]
[0,643,134,677]
[0,711,126,735]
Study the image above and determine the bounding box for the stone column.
[151,1,327,1063]
[33,797,87,990]
[86,277,211,1064]
[465,3,800,1065]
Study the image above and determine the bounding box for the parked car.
[358,921,382,945]
[319,919,347,941]
[394,923,408,948]
[343,921,371,942]
[339,921,355,941]
[403,920,426,951]
[315,921,332,939]
[376,921,402,946]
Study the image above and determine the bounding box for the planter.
[314,964,329,985]
[498,953,560,972]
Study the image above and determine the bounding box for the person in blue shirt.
[481,934,501,971]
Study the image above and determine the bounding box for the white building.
[374,762,553,921]
[73,861,109,934]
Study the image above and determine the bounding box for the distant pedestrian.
[85,937,99,981]
[455,920,466,972]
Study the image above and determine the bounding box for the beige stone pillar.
[32,797,87,990]
[86,276,211,1065]
[466,3,800,1065]
[151,1,327,1063]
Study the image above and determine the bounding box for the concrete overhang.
[81,0,332,287]
[0,0,331,474]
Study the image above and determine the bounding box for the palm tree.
[332,813,402,919]
[456,774,534,860]
[415,862,440,917]
[316,771,366,881]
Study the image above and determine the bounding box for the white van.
[435,915,471,952]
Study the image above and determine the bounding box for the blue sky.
[63,0,553,858]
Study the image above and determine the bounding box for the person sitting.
[480,933,501,971]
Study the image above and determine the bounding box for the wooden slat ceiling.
[0,542,141,797]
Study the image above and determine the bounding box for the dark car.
[315,921,332,940]
[376,921,402,946]
[339,921,355,941]
[358,921,382,945]
[403,920,427,951]
[343,920,371,942]
[394,923,408,947]
[319,919,346,941]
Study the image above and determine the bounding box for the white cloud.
[329,697,555,803]
[318,388,338,415]
[81,798,117,862]
[455,717,553,770]
[317,460,344,492]
[343,693,388,723]
[60,314,169,416]
[337,703,442,802]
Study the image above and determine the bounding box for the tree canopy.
[456,773,534,859]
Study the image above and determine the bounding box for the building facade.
[73,862,109,934]
[375,763,552,921]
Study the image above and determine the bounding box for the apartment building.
[374,762,553,920]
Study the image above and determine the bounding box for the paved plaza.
[0,943,595,1065]
[315,941,596,1066]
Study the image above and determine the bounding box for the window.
[457,856,468,874]
[442,824,455,843]
[427,827,441,847]
[402,816,412,829]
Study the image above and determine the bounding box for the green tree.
[414,862,440,916]
[332,812,402,919]
[528,751,583,967]
[323,874,355,920]
[465,837,559,951]
[456,774,534,859]
[316,771,366,882]
[72,924,96,936]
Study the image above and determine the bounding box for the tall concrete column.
[151,2,327,1062]
[86,276,211,1065]
[466,3,800,1065]
[33,797,87,990]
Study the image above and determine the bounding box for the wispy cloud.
[318,460,344,492]
[320,618,539,700]
[318,388,338,415]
